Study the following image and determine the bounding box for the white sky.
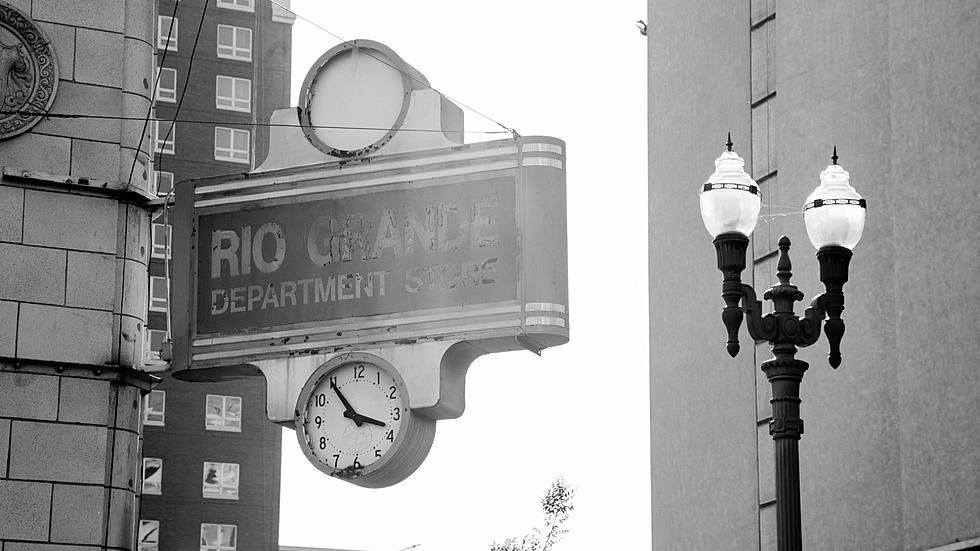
[277,2,650,550]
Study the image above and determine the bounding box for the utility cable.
[264,0,521,138]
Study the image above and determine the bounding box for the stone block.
[113,384,140,432]
[123,0,154,44]
[0,418,9,476]
[66,251,116,310]
[0,133,71,175]
[0,185,24,242]
[109,428,138,490]
[124,203,151,263]
[121,38,153,99]
[33,82,122,143]
[105,487,136,549]
[51,484,105,545]
[121,259,147,319]
[117,314,144,368]
[8,421,107,484]
[0,480,51,541]
[74,28,123,88]
[0,243,66,305]
[59,377,110,425]
[0,300,17,356]
[23,189,117,253]
[37,21,75,81]
[32,0,125,33]
[6,544,93,551]
[0,371,59,420]
[17,304,113,365]
[71,140,121,184]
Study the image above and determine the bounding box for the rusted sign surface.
[198,178,517,333]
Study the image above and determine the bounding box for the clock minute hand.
[353,413,386,428]
[330,381,363,427]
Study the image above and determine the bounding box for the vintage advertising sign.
[170,137,568,373]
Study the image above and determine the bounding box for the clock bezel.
[297,39,414,159]
[294,352,416,484]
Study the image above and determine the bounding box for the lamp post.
[699,136,866,551]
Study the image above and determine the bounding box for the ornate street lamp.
[699,136,866,551]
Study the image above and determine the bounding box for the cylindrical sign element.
[298,40,427,158]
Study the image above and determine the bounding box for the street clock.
[294,353,436,488]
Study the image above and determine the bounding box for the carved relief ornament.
[0,1,58,140]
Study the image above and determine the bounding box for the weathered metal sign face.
[198,178,517,332]
[170,137,568,373]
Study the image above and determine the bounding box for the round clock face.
[296,354,409,478]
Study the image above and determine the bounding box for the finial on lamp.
[831,146,838,165]
[726,132,733,152]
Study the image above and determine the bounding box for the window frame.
[149,275,168,312]
[213,126,250,165]
[138,519,160,551]
[157,16,178,51]
[216,0,254,12]
[215,75,252,113]
[151,223,172,259]
[142,457,163,495]
[153,120,175,155]
[202,461,240,500]
[205,394,243,432]
[216,24,252,62]
[142,389,166,426]
[145,329,167,363]
[153,171,174,197]
[155,67,177,103]
[200,523,237,551]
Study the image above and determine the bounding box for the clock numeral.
[314,393,326,407]
[388,386,397,400]
[374,449,382,458]
[332,454,340,468]
[353,364,365,379]
[314,415,322,428]
[319,437,326,450]
[376,371,381,385]
[353,457,362,469]
[328,376,337,387]
[392,407,400,421]
[385,429,394,442]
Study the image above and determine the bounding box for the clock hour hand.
[330,381,362,426]
[352,413,386,428]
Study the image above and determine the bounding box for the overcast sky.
[277,2,650,550]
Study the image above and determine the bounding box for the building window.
[157,16,177,51]
[149,276,168,312]
[203,462,240,499]
[216,25,252,61]
[138,520,159,551]
[215,75,251,113]
[206,395,242,432]
[216,0,254,12]
[154,171,174,197]
[154,120,175,155]
[156,67,177,103]
[201,524,237,551]
[145,329,167,362]
[214,127,249,164]
[151,223,172,258]
[142,458,162,495]
[143,390,166,426]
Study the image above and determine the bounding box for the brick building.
[138,1,293,550]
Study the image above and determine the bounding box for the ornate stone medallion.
[0,1,58,140]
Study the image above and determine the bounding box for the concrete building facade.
[648,1,980,549]
[0,1,158,549]
[138,1,293,550]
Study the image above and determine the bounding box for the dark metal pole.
[763,355,807,551]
